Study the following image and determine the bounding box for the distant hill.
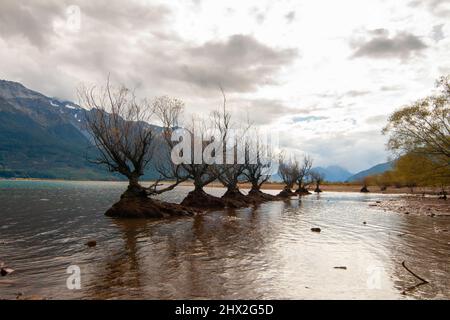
[0,80,160,180]
[346,161,394,182]
[269,165,353,183]
[312,165,353,182]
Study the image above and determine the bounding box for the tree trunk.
[122,175,146,198]
[296,185,311,195]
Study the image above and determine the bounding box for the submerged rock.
[0,263,14,277]
[105,197,196,218]
[85,240,97,247]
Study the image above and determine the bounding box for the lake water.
[0,180,449,299]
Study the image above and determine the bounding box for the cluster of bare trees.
[79,82,287,213]
[79,81,326,217]
[277,155,323,196]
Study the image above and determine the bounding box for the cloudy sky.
[1,0,449,172]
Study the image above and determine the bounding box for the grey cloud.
[0,0,65,47]
[0,0,171,48]
[409,0,450,17]
[176,35,298,92]
[0,2,297,99]
[80,0,170,31]
[431,24,446,42]
[369,28,389,37]
[380,85,403,92]
[250,7,266,25]
[352,31,428,60]
[281,130,389,172]
[345,90,370,97]
[365,115,387,125]
[229,98,302,125]
[292,115,328,123]
[285,11,296,23]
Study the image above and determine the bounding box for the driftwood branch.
[401,261,429,293]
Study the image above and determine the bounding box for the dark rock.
[85,240,97,247]
[404,211,409,215]
[363,221,367,225]
[1,267,14,277]
[106,196,196,218]
[360,186,369,193]
[311,227,321,233]
[333,266,347,270]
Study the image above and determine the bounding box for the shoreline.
[1,178,446,196]
[373,195,450,217]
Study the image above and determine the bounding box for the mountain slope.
[0,80,120,179]
[312,165,353,182]
[346,161,394,182]
[0,80,166,180]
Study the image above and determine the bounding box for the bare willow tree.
[243,134,278,200]
[79,81,156,197]
[278,155,300,197]
[154,96,224,208]
[295,155,313,194]
[310,170,324,193]
[212,92,254,204]
[79,81,185,199]
[150,96,190,193]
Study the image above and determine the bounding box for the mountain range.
[345,161,394,182]
[0,80,392,181]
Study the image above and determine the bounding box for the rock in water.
[311,227,321,233]
[85,240,97,247]
[1,267,14,276]
[360,186,370,193]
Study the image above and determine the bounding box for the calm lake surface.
[0,180,449,299]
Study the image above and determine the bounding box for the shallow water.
[0,180,449,299]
